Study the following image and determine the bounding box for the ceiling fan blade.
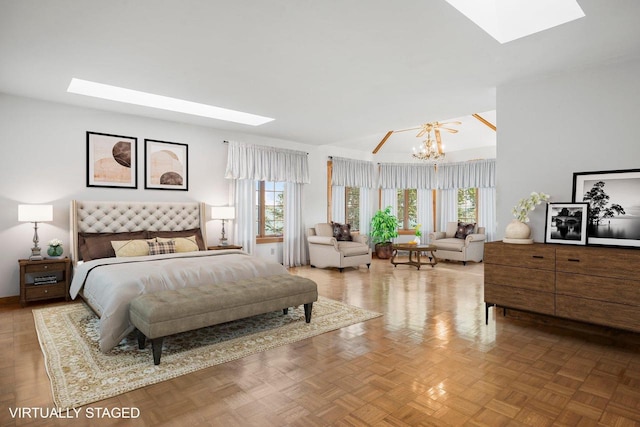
[436,121,462,127]
[434,129,444,154]
[472,113,496,131]
[372,131,394,154]
[439,127,459,134]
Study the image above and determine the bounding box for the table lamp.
[18,204,53,260]
[211,206,235,246]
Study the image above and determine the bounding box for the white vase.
[504,219,533,244]
[413,237,421,245]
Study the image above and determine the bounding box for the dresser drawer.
[556,246,640,280]
[24,262,66,274]
[25,283,66,300]
[485,242,555,270]
[556,295,640,333]
[485,264,555,292]
[556,272,640,306]
[485,284,555,315]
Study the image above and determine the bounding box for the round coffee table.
[390,244,438,270]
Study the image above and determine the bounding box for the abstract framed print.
[144,139,188,191]
[86,131,137,188]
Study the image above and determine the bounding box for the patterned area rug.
[33,297,381,409]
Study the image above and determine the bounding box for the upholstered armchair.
[428,222,486,265]
[307,223,371,272]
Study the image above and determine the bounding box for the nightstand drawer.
[25,283,66,300]
[25,262,66,274]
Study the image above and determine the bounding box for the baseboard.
[0,295,19,306]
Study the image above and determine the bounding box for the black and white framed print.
[573,168,640,247]
[544,202,588,245]
[86,131,137,188]
[144,139,188,191]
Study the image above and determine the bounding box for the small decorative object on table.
[504,192,550,244]
[412,223,422,245]
[47,238,64,258]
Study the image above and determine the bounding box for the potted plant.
[370,206,399,259]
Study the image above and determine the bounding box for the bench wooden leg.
[137,329,146,349]
[304,302,313,323]
[152,337,164,365]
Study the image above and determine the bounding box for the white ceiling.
[1,1,639,155]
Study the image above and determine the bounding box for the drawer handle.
[44,289,48,293]
[568,258,580,262]
[43,265,48,269]
[532,255,544,259]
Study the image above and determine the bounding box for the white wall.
[496,56,640,242]
[0,94,318,298]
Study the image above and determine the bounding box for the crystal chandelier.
[412,128,445,162]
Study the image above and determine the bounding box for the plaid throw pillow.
[147,240,176,255]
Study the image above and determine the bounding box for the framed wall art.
[86,131,137,188]
[572,168,640,247]
[544,202,588,245]
[144,139,188,191]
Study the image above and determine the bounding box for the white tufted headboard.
[70,200,207,264]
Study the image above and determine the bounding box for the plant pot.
[375,242,394,259]
[504,219,533,244]
[47,246,63,257]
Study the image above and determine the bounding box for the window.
[458,188,478,223]
[345,187,360,231]
[397,189,417,230]
[256,181,284,239]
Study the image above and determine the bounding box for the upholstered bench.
[129,274,318,364]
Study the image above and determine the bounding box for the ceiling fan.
[372,121,461,154]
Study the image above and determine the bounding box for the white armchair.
[307,223,371,272]
[428,222,486,265]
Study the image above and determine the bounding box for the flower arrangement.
[415,224,422,237]
[512,192,550,223]
[47,238,63,257]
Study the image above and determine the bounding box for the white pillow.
[111,239,156,257]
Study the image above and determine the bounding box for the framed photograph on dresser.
[544,202,588,245]
[572,168,640,247]
[86,131,137,188]
[144,139,189,191]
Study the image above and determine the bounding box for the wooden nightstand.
[19,258,71,307]
[207,245,243,250]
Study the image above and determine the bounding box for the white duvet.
[69,250,289,353]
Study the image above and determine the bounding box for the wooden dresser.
[484,242,640,332]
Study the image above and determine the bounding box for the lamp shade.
[18,204,53,222]
[211,206,235,220]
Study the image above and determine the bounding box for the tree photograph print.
[573,169,640,247]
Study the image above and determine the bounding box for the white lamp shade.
[211,206,235,220]
[18,204,53,222]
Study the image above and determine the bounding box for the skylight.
[67,78,274,126]
[444,0,585,44]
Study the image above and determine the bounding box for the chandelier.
[412,127,445,162]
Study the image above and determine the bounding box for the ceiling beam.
[472,113,497,131]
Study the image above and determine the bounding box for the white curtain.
[284,182,306,267]
[417,189,434,237]
[359,187,373,237]
[232,179,256,255]
[331,157,375,188]
[478,187,497,241]
[381,188,397,213]
[225,141,309,184]
[226,141,309,262]
[378,163,437,189]
[331,185,346,223]
[438,189,458,231]
[437,159,495,189]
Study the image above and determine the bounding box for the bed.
[68,200,289,353]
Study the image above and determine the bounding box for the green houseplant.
[370,206,399,259]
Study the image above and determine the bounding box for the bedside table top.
[208,245,243,250]
[19,257,70,265]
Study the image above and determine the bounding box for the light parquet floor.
[1,258,640,426]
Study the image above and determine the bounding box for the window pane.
[407,189,418,229]
[345,187,360,231]
[257,181,285,238]
[458,188,477,223]
[396,189,405,229]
